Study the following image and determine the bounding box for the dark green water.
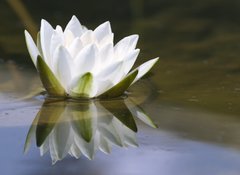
[1,0,240,174]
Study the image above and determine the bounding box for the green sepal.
[37,56,66,96]
[70,72,93,98]
[99,70,138,98]
[70,103,93,142]
[100,100,138,132]
[35,101,66,147]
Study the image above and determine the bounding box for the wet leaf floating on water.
[24,15,159,98]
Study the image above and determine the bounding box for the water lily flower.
[24,15,159,98]
[24,99,157,164]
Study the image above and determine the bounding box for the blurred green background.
[1,0,240,59]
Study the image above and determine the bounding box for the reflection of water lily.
[24,99,157,164]
[24,16,159,98]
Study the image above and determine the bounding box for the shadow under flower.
[24,98,157,164]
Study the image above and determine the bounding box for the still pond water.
[1,0,240,174]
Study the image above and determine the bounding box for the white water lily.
[24,99,157,164]
[24,15,159,98]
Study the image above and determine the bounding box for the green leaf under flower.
[72,111,93,142]
[101,100,137,132]
[36,101,66,147]
[99,70,138,98]
[71,104,93,142]
[70,72,93,98]
[37,55,66,96]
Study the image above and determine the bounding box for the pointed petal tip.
[151,57,160,66]
[41,19,53,29]
[88,43,98,52]
[72,15,77,19]
[130,56,159,85]
[129,34,139,41]
[58,45,66,52]
[41,19,47,25]
[88,155,94,160]
[101,21,110,25]
[70,15,80,22]
[135,48,140,54]
[133,34,139,39]
[154,123,159,128]
[24,30,32,41]
[24,30,29,35]
[146,57,160,66]
[153,57,160,62]
[23,147,29,155]
[25,31,40,67]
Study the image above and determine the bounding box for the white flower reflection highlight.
[24,15,159,98]
[24,99,157,164]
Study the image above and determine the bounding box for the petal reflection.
[24,98,156,164]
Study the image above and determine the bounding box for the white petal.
[80,30,95,46]
[113,69,127,85]
[74,136,95,160]
[89,79,98,98]
[24,30,39,66]
[93,61,124,96]
[49,133,59,164]
[95,79,113,96]
[122,126,138,147]
[40,19,54,65]
[114,34,139,59]
[125,99,157,128]
[99,61,126,85]
[131,57,159,85]
[69,142,81,159]
[55,46,73,91]
[98,43,114,68]
[40,138,49,156]
[82,25,88,32]
[65,15,84,37]
[99,136,111,154]
[94,21,112,43]
[50,31,64,62]
[98,122,122,146]
[96,60,123,81]
[74,44,97,77]
[123,49,140,74]
[99,33,114,47]
[68,38,83,58]
[53,118,73,159]
[64,30,75,47]
[56,25,63,34]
